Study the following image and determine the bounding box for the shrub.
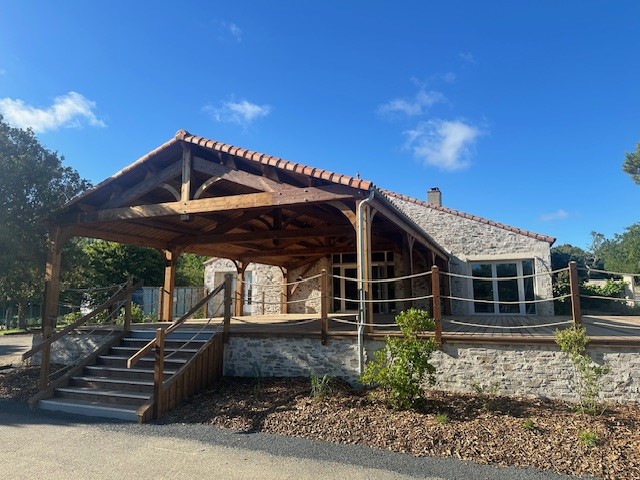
[360,308,437,410]
[555,326,609,414]
[578,430,598,448]
[310,374,333,400]
[523,418,535,431]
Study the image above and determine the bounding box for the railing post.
[261,291,265,315]
[153,327,165,419]
[124,275,133,332]
[569,261,582,326]
[223,274,232,343]
[321,269,328,345]
[39,321,52,389]
[431,265,442,346]
[281,281,288,314]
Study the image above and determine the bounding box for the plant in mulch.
[360,308,437,410]
[471,381,501,411]
[555,326,610,414]
[579,429,599,448]
[523,418,536,431]
[435,412,449,425]
[310,374,332,401]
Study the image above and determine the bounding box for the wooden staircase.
[36,328,221,422]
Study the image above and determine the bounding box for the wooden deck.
[178,313,640,346]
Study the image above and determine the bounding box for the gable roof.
[381,190,556,245]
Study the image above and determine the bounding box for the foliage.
[523,418,536,431]
[551,244,594,273]
[435,412,448,425]
[360,308,437,410]
[555,326,609,415]
[578,430,599,448]
[115,303,148,324]
[622,141,640,185]
[310,374,333,400]
[176,253,207,286]
[594,223,640,275]
[471,382,501,410]
[0,116,90,327]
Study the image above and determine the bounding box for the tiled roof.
[381,190,556,245]
[177,130,372,191]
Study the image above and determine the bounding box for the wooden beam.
[370,196,449,263]
[70,226,168,250]
[101,160,182,209]
[172,225,353,246]
[53,188,356,227]
[329,201,357,229]
[181,144,192,202]
[161,249,179,322]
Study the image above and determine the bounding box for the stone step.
[70,376,154,393]
[39,398,139,422]
[83,365,177,381]
[96,355,187,369]
[54,387,149,406]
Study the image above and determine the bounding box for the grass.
[579,430,599,448]
[0,328,31,336]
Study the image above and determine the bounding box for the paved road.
[0,401,576,480]
[0,333,33,366]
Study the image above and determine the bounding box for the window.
[470,260,536,314]
[332,252,397,313]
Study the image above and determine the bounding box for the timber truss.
[43,130,450,323]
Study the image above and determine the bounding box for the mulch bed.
[3,369,638,479]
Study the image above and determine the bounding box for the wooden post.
[153,327,165,419]
[402,235,415,311]
[431,265,442,346]
[161,249,178,322]
[261,291,265,315]
[124,276,133,332]
[223,273,232,343]
[569,261,582,326]
[235,263,245,317]
[40,227,66,389]
[321,269,328,345]
[281,281,289,314]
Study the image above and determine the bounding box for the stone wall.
[31,333,114,365]
[387,196,555,315]
[224,335,640,404]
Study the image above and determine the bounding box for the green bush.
[310,374,333,400]
[555,326,609,414]
[360,308,437,410]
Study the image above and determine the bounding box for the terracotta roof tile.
[179,130,373,191]
[381,190,556,245]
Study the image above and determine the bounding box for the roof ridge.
[381,189,556,245]
[178,130,374,191]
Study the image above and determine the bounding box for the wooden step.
[110,345,199,359]
[83,365,177,381]
[39,398,139,422]
[54,387,149,406]
[70,376,154,393]
[96,355,188,368]
[121,338,208,350]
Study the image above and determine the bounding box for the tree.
[595,223,640,274]
[623,142,640,185]
[0,116,90,328]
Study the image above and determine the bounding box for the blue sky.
[1,1,638,249]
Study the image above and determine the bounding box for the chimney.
[427,187,442,207]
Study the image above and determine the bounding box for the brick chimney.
[427,187,442,207]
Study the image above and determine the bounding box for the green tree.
[595,223,640,274]
[176,253,206,286]
[623,142,640,184]
[0,116,90,328]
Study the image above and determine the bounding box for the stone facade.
[387,196,555,315]
[223,335,640,404]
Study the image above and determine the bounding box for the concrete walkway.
[0,333,34,366]
[0,402,574,480]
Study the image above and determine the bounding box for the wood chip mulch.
[168,377,640,480]
[3,369,638,479]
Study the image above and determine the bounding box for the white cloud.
[539,209,570,221]
[0,68,6,76]
[204,98,271,126]
[442,72,456,83]
[378,89,445,117]
[0,91,105,133]
[214,20,242,42]
[404,119,483,171]
[458,52,477,64]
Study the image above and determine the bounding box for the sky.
[0,0,638,250]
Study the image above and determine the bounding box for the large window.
[332,252,396,314]
[470,260,535,314]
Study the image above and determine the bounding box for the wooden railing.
[23,277,143,389]
[129,275,233,422]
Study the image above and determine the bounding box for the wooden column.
[40,227,67,388]
[356,202,374,333]
[235,263,245,317]
[180,143,192,221]
[161,248,179,322]
[223,273,232,343]
[402,234,415,311]
[569,261,582,326]
[431,265,442,346]
[321,269,328,345]
[281,267,289,314]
